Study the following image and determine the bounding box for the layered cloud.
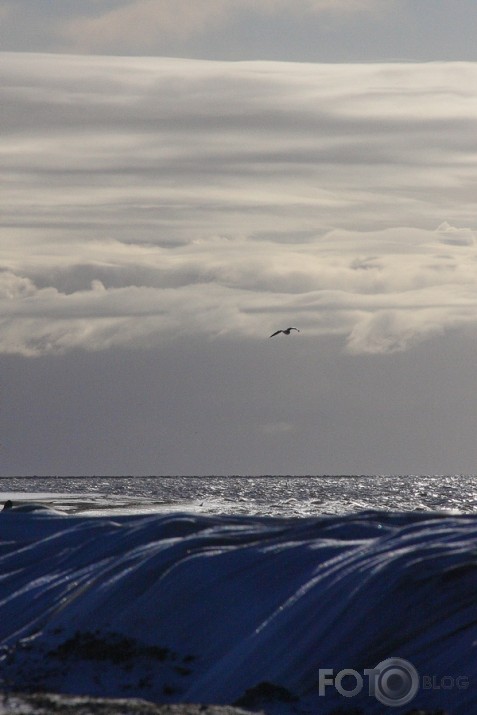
[2,53,477,356]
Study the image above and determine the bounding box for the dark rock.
[49,631,173,665]
[234,681,297,707]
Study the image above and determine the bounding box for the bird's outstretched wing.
[269,330,283,338]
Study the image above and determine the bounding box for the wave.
[0,507,475,713]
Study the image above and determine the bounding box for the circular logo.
[373,657,419,707]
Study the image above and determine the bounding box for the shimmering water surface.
[0,474,475,517]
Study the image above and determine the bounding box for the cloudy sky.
[2,2,477,476]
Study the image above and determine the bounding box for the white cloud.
[436,221,475,246]
[346,309,446,355]
[2,54,477,356]
[59,0,230,53]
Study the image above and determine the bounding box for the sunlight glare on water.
[0,474,476,517]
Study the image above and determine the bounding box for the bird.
[269,327,300,338]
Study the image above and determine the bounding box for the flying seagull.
[269,327,300,338]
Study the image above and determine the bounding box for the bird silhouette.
[269,327,300,338]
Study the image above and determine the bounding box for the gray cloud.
[4,1,477,64]
[33,1,395,56]
[2,54,477,357]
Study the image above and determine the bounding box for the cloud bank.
[2,53,477,356]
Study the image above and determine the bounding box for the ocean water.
[0,473,476,516]
[1,476,477,713]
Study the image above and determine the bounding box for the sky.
[2,1,477,476]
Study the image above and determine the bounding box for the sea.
[0,472,475,516]
[1,474,477,713]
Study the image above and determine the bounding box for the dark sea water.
[1,475,476,713]
[0,473,475,516]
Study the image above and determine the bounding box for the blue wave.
[0,507,475,714]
